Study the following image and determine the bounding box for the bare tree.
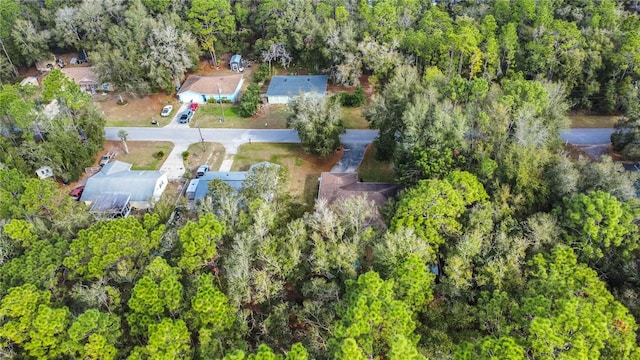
[118,129,129,154]
[261,43,291,73]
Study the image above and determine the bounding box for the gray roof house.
[266,75,328,104]
[187,162,279,202]
[80,161,168,209]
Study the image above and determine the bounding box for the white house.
[266,75,328,104]
[177,74,244,103]
[80,161,167,209]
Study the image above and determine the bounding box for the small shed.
[230,54,243,72]
[35,166,53,179]
[266,75,328,104]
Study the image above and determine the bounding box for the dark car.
[178,110,193,123]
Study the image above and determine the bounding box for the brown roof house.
[60,67,111,92]
[177,74,244,104]
[318,172,399,210]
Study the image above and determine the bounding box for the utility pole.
[196,122,205,151]
[218,84,225,123]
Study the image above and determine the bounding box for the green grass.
[342,107,369,129]
[183,142,225,174]
[568,113,620,128]
[357,144,395,183]
[113,141,173,170]
[191,103,288,128]
[231,143,339,204]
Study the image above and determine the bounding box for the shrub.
[181,151,189,160]
[254,63,270,83]
[340,85,366,107]
[238,83,262,117]
[155,150,165,159]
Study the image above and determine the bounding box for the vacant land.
[183,142,226,174]
[103,140,173,170]
[357,144,395,182]
[342,107,368,129]
[192,103,289,128]
[568,113,620,128]
[232,143,341,204]
[97,93,177,127]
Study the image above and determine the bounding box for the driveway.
[559,128,615,145]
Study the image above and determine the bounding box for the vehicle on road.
[160,105,173,117]
[178,110,193,124]
[99,152,115,166]
[190,103,199,112]
[196,165,210,178]
[69,185,84,201]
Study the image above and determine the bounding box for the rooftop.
[89,192,131,215]
[266,75,328,97]
[178,74,244,95]
[80,161,165,203]
[318,172,399,209]
[60,66,99,85]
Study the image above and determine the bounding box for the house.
[266,75,328,104]
[89,192,132,219]
[177,74,244,104]
[188,162,279,202]
[60,67,111,92]
[80,161,168,209]
[229,54,243,72]
[318,172,399,209]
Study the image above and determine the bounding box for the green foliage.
[64,215,164,282]
[287,93,345,158]
[129,318,192,359]
[181,151,189,160]
[176,213,225,273]
[67,309,121,360]
[253,64,270,83]
[238,82,262,118]
[555,191,638,261]
[339,86,366,107]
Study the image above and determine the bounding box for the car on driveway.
[69,185,84,201]
[99,152,115,166]
[190,103,198,112]
[160,105,173,117]
[178,110,193,124]
[196,165,210,178]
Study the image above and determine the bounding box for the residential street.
[105,126,613,179]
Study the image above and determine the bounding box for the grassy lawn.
[342,106,369,129]
[96,93,178,127]
[231,143,341,204]
[183,142,226,175]
[191,103,289,128]
[103,141,173,170]
[357,144,395,182]
[568,113,620,128]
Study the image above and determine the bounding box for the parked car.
[189,103,199,112]
[99,152,115,166]
[69,186,85,201]
[178,110,193,123]
[196,165,210,178]
[160,105,173,117]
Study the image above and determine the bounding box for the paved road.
[559,128,614,145]
[105,126,613,179]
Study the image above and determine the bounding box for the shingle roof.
[80,161,164,203]
[60,67,98,85]
[266,75,328,97]
[178,74,244,95]
[318,172,399,209]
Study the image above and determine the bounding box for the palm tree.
[118,129,129,154]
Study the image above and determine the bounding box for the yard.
[182,142,226,175]
[231,143,342,205]
[96,93,178,127]
[568,112,620,128]
[357,144,395,182]
[191,103,289,128]
[103,140,173,170]
[342,107,369,129]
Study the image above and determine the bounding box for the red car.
[69,186,85,201]
[190,103,199,111]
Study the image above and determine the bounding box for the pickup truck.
[99,152,115,166]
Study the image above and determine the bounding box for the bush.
[340,85,366,107]
[238,83,262,117]
[155,150,165,159]
[254,63,270,83]
[181,151,189,160]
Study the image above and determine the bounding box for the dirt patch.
[568,111,620,128]
[96,93,178,127]
[183,142,226,174]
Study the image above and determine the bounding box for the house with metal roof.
[177,74,244,103]
[80,161,168,209]
[187,162,280,202]
[89,193,132,219]
[266,75,328,104]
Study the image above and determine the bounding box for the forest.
[2,0,640,359]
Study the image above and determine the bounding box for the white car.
[160,105,173,117]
